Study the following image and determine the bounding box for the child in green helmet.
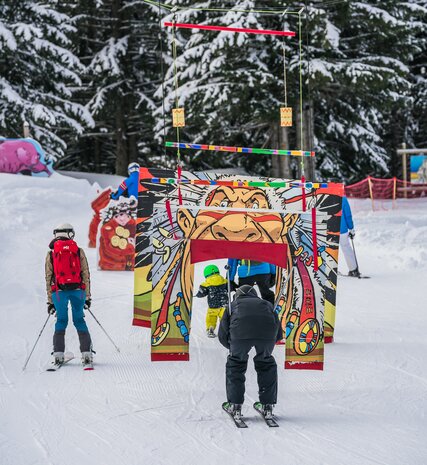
[196,264,229,338]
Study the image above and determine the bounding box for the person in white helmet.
[45,224,93,366]
[111,162,140,200]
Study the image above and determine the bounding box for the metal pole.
[22,314,51,371]
[225,265,233,316]
[87,308,120,353]
[350,237,361,279]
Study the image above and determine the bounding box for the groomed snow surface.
[0,172,426,465]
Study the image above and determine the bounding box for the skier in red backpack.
[45,223,93,366]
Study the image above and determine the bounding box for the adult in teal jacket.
[227,259,276,304]
[340,196,359,277]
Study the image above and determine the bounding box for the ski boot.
[223,402,243,419]
[53,352,65,365]
[81,351,94,370]
[348,268,360,278]
[260,403,274,420]
[206,326,216,338]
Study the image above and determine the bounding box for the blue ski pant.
[52,290,89,333]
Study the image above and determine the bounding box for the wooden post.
[23,121,30,138]
[367,176,374,211]
[392,177,397,209]
[401,143,407,199]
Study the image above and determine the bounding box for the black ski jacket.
[218,287,282,349]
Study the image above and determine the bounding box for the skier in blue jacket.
[227,259,276,305]
[340,196,360,277]
[111,162,140,200]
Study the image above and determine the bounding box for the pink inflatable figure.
[0,139,53,176]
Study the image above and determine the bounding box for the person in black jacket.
[218,284,282,417]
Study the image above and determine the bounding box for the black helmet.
[235,285,258,297]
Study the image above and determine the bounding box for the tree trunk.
[296,104,315,181]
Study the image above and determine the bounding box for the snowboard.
[222,402,248,428]
[253,402,279,427]
[46,352,74,372]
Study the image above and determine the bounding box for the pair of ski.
[46,352,94,371]
[222,402,279,428]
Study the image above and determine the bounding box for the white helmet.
[128,162,140,175]
[53,223,75,239]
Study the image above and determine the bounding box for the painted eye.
[220,200,228,208]
[251,201,259,209]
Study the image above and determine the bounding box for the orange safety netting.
[345,177,427,199]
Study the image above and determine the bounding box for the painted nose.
[212,215,262,242]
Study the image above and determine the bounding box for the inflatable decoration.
[0,138,53,176]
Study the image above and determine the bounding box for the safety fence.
[345,176,427,200]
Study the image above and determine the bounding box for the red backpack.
[51,240,83,291]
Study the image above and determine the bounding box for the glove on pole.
[22,314,51,371]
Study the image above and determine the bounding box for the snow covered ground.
[0,172,426,465]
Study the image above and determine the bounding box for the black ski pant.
[226,339,277,405]
[53,330,92,353]
[238,273,275,305]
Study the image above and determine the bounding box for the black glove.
[47,303,56,315]
[348,229,355,239]
[269,274,276,288]
[230,281,238,292]
[84,299,91,310]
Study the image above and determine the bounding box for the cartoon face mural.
[97,196,137,271]
[0,139,52,176]
[133,169,344,369]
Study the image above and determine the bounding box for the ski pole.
[350,236,361,279]
[22,314,51,371]
[225,265,233,316]
[86,308,120,353]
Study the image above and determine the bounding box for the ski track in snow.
[0,173,426,465]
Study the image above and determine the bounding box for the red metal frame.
[164,22,296,37]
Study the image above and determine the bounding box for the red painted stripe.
[312,207,318,271]
[285,361,323,370]
[132,318,150,328]
[151,353,190,361]
[164,22,296,37]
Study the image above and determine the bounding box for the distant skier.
[110,162,140,200]
[219,285,282,420]
[195,264,230,338]
[227,259,276,305]
[45,223,93,367]
[340,196,360,277]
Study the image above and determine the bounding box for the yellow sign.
[280,107,292,127]
[172,108,185,127]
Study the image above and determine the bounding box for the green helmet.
[204,264,219,278]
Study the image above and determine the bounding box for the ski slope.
[0,172,426,465]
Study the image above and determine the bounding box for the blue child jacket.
[227,259,276,281]
[111,171,139,200]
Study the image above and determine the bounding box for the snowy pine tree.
[59,0,160,175]
[0,1,93,159]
